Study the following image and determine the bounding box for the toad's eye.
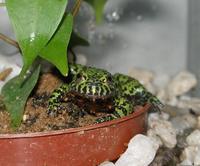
[77,73,86,80]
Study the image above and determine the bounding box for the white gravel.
[148,112,177,148]
[99,161,115,166]
[115,134,159,166]
[186,130,200,146]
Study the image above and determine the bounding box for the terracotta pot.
[0,104,150,166]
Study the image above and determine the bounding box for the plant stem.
[0,3,5,7]
[72,0,83,17]
[0,68,12,81]
[0,2,5,7]
[0,33,19,49]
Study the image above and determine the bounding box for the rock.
[99,161,115,166]
[176,128,194,149]
[148,112,160,121]
[186,130,200,146]
[128,68,154,85]
[179,143,200,165]
[194,149,200,165]
[171,114,197,134]
[156,89,168,104]
[180,146,200,164]
[167,71,197,98]
[178,159,193,166]
[153,74,170,90]
[177,97,200,114]
[153,74,170,103]
[160,112,170,120]
[166,97,179,107]
[148,113,177,148]
[156,92,176,106]
[197,116,200,129]
[179,130,200,165]
[147,129,163,147]
[148,112,169,121]
[115,134,159,166]
[157,71,197,105]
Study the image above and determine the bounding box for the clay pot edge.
[0,104,151,139]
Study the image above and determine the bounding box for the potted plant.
[0,0,159,165]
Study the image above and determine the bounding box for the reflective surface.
[0,0,188,75]
[75,0,187,75]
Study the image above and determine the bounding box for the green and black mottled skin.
[47,64,163,123]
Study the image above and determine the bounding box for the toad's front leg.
[47,84,70,117]
[95,96,134,123]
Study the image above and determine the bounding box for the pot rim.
[0,104,150,139]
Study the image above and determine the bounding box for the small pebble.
[180,146,200,164]
[148,113,177,148]
[194,149,200,165]
[160,112,170,120]
[177,97,200,114]
[197,116,200,129]
[176,128,193,148]
[22,114,29,121]
[115,134,159,166]
[156,88,168,103]
[171,114,197,134]
[153,74,170,90]
[148,111,170,121]
[167,71,197,97]
[159,70,197,105]
[178,159,193,166]
[186,129,200,146]
[99,161,115,166]
[128,67,154,85]
[147,129,163,147]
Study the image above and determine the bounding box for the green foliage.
[40,14,73,76]
[4,0,71,128]
[6,0,68,74]
[1,0,108,128]
[84,0,107,23]
[1,66,41,128]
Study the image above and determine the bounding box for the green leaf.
[40,14,73,76]
[1,65,41,128]
[84,0,107,23]
[69,31,89,48]
[6,0,68,74]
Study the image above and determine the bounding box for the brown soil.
[0,72,128,134]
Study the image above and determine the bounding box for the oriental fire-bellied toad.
[47,64,163,123]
